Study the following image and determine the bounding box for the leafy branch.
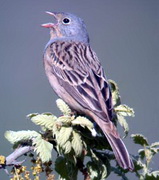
[0,80,158,180]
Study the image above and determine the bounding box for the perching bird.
[42,12,134,170]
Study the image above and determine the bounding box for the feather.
[43,38,133,170]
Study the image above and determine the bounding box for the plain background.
[0,0,158,179]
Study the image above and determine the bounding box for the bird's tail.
[104,132,134,171]
[94,117,134,171]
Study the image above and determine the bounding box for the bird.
[42,11,134,170]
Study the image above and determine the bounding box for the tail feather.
[89,114,134,170]
[104,132,134,171]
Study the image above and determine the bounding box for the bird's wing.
[45,41,113,121]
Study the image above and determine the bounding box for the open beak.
[41,11,58,28]
[41,23,54,28]
[45,11,57,17]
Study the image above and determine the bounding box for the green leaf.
[131,134,149,146]
[145,171,159,179]
[150,142,159,148]
[87,161,98,180]
[134,159,145,171]
[115,104,135,117]
[55,156,78,180]
[72,116,94,129]
[71,131,83,156]
[108,79,121,106]
[63,141,72,154]
[87,160,107,180]
[55,156,70,180]
[72,116,97,136]
[58,177,67,180]
[56,127,72,146]
[42,112,54,115]
[138,148,154,163]
[89,149,99,161]
[56,99,71,116]
[151,171,159,178]
[33,136,53,163]
[57,116,72,124]
[117,114,129,137]
[150,147,159,155]
[100,164,107,180]
[4,130,40,144]
[27,113,39,118]
[138,149,145,159]
[30,114,57,130]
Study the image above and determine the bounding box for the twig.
[76,158,91,180]
[83,168,91,180]
[0,146,34,169]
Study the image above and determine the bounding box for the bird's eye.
[62,18,71,24]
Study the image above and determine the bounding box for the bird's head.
[42,12,89,44]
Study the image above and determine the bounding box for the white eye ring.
[62,18,71,24]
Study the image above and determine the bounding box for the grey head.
[42,12,89,44]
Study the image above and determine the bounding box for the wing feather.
[45,41,113,121]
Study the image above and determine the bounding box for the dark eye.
[62,18,70,24]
